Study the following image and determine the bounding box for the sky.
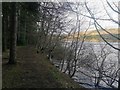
[64,0,119,31]
[2,0,119,31]
[86,0,119,29]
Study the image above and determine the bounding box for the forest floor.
[2,46,87,89]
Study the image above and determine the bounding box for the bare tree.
[77,43,118,88]
[57,2,92,78]
[83,1,120,88]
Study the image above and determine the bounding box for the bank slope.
[2,46,86,89]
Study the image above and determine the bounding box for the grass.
[2,46,87,89]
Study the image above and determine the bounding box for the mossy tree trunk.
[2,3,9,52]
[8,2,17,64]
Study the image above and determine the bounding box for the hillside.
[64,28,119,42]
[85,28,119,42]
[84,28,119,36]
[2,46,87,89]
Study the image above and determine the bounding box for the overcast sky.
[86,0,119,29]
[2,0,119,30]
[64,0,119,31]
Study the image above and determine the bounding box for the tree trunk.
[118,1,120,89]
[2,14,6,52]
[8,2,17,64]
[2,8,8,52]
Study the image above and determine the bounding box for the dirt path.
[2,46,86,89]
